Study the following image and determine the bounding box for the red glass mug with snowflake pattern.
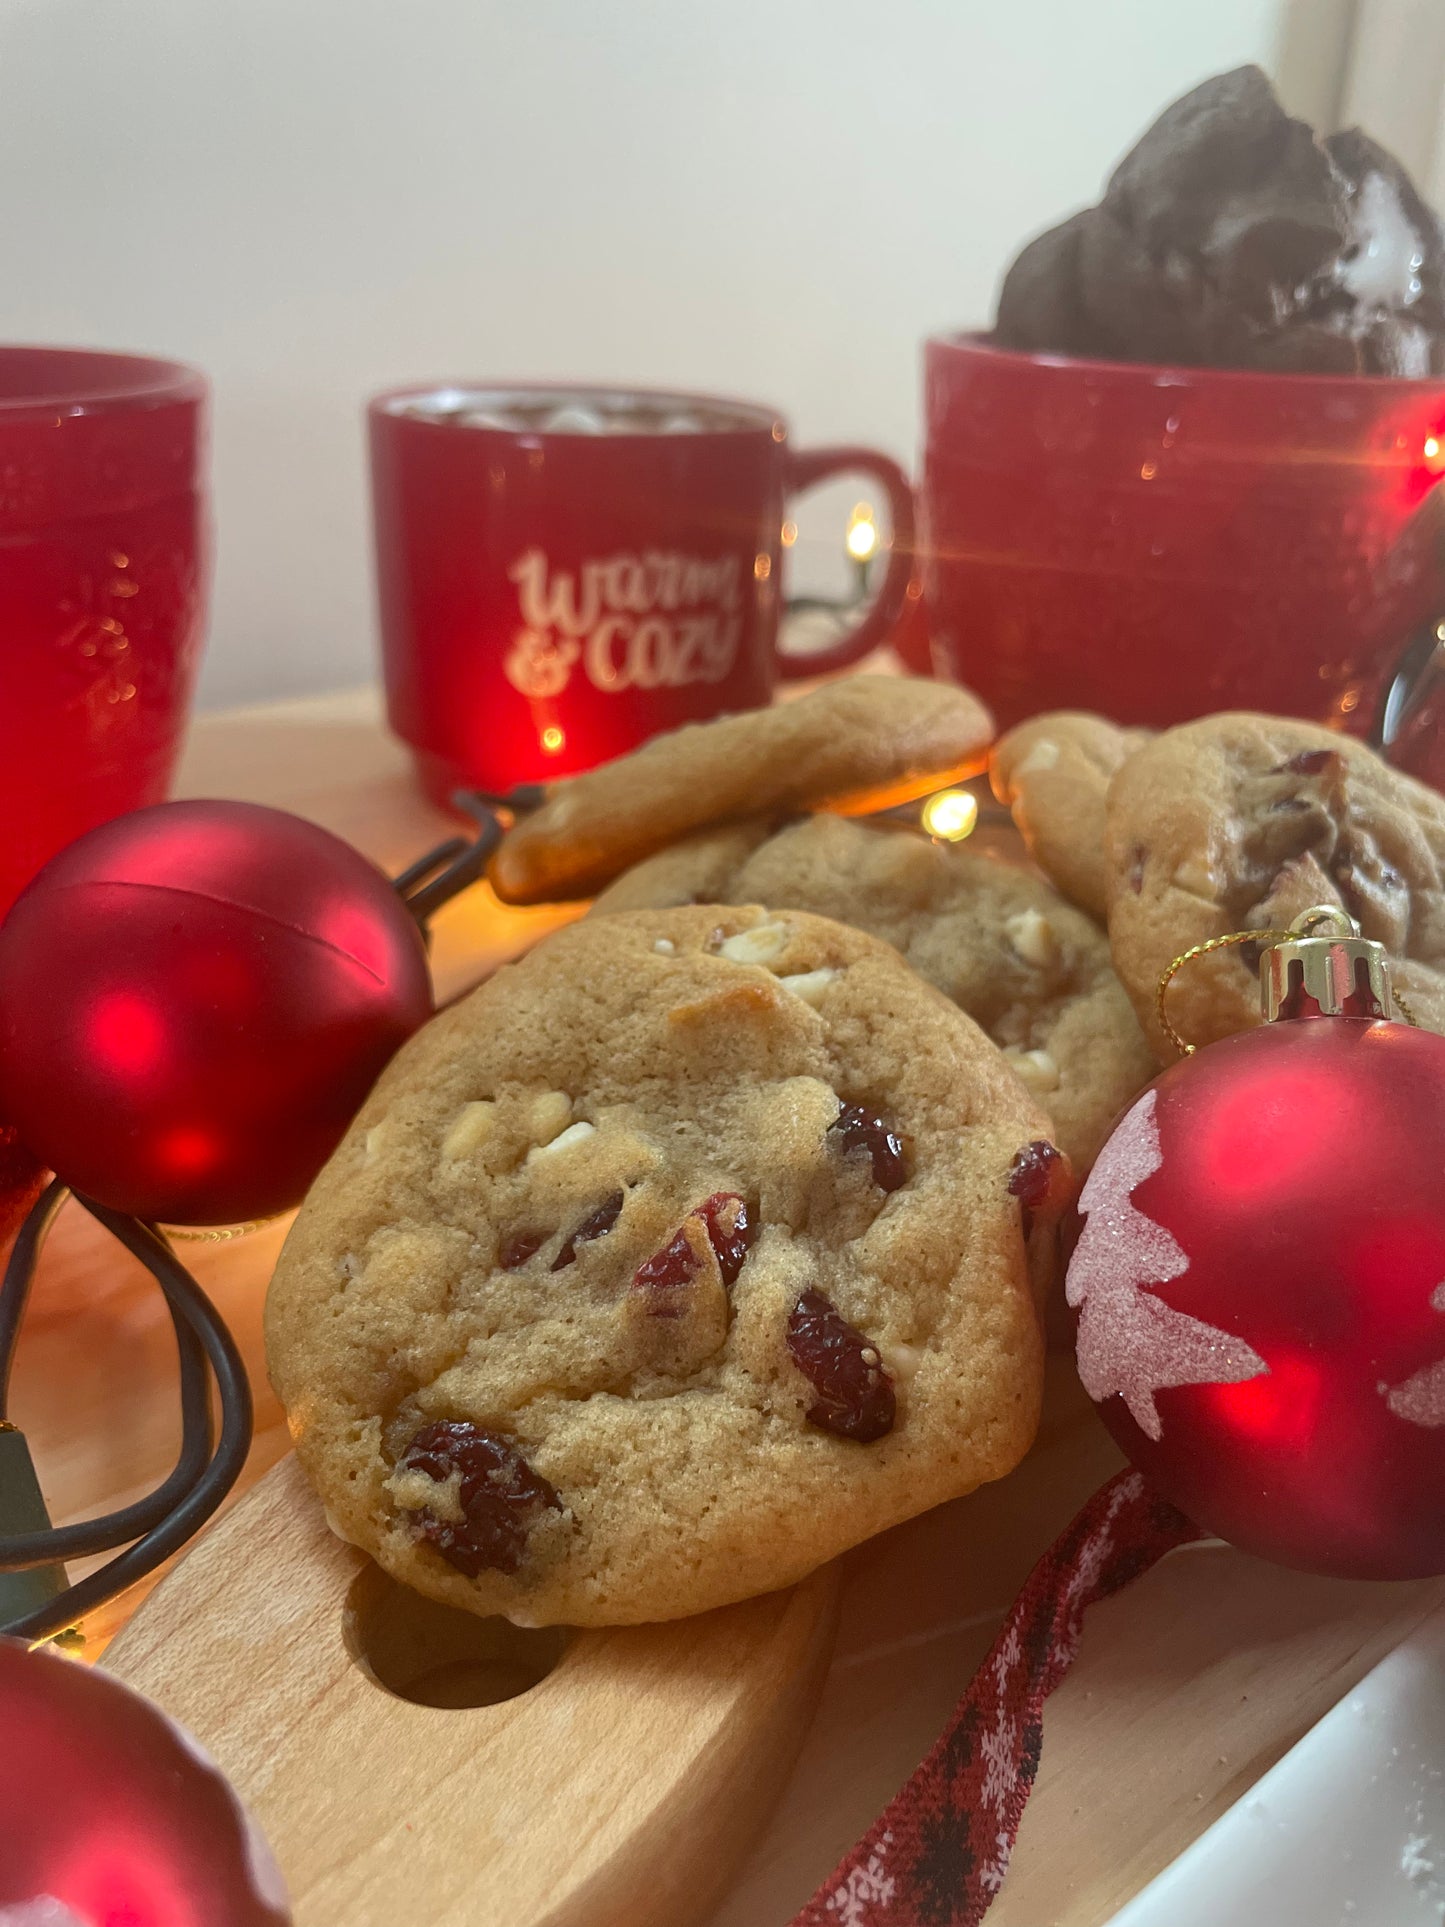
[0,347,209,917]
[369,383,915,802]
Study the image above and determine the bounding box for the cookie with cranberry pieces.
[1104,712,1445,1060]
[487,674,993,905]
[989,711,1151,921]
[266,904,1063,1626]
[595,814,1153,1171]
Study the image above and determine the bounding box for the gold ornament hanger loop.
[1155,929,1293,1058]
[1156,905,1418,1059]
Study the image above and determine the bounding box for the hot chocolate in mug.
[369,384,914,801]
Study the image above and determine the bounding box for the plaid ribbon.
[789,1471,1203,1927]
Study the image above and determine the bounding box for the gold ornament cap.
[1260,905,1395,1024]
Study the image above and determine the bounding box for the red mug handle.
[776,445,916,680]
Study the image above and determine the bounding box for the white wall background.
[0,0,1283,707]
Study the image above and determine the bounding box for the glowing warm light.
[845,502,879,562]
[753,553,772,580]
[780,519,798,548]
[921,789,978,841]
[1426,436,1442,461]
[540,725,564,753]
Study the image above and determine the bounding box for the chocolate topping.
[994,66,1445,375]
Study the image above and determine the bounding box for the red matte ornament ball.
[1067,1014,1445,1579]
[0,800,433,1225]
[0,1116,44,1245]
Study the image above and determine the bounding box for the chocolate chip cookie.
[1105,713,1445,1060]
[594,814,1155,1171]
[266,905,1062,1626]
[990,712,1151,920]
[488,674,993,905]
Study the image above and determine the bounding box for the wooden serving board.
[104,1456,840,1927]
[13,678,1445,1925]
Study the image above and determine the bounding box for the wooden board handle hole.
[343,1563,570,1710]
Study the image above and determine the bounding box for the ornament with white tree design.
[1067,1090,1267,1442]
[1064,907,1445,1580]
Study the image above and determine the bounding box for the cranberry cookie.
[990,712,1151,920]
[1105,713,1445,1060]
[266,905,1061,1626]
[595,815,1154,1171]
[487,674,993,904]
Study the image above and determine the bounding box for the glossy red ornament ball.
[0,801,432,1225]
[0,1635,290,1923]
[1067,1014,1445,1579]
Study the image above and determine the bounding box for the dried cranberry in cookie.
[498,1229,545,1269]
[828,1103,911,1193]
[1007,1139,1067,1233]
[266,904,1051,1626]
[1105,714,1445,1060]
[625,1209,730,1375]
[392,1420,562,1577]
[551,1190,624,1270]
[787,1288,896,1442]
[694,1191,755,1285]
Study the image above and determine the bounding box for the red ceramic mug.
[369,384,914,801]
[921,334,1445,773]
[0,346,208,917]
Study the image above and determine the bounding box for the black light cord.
[0,1176,66,1419]
[0,1187,253,1641]
[0,1187,211,1569]
[0,796,526,1644]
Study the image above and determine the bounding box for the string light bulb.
[845,502,880,562]
[921,789,978,842]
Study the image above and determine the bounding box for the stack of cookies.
[991,708,1445,1058]
[265,676,1445,1630]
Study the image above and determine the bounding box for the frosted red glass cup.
[0,347,208,918]
[369,384,915,802]
[921,334,1445,773]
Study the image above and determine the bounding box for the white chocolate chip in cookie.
[1015,738,1060,777]
[527,1119,596,1163]
[889,1341,924,1383]
[777,967,838,1006]
[653,938,675,954]
[719,920,789,966]
[1005,908,1059,969]
[441,1100,497,1160]
[1172,854,1217,900]
[527,1090,574,1145]
[1005,1045,1061,1094]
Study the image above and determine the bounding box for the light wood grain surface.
[13,685,1443,1926]
[106,1457,841,1927]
